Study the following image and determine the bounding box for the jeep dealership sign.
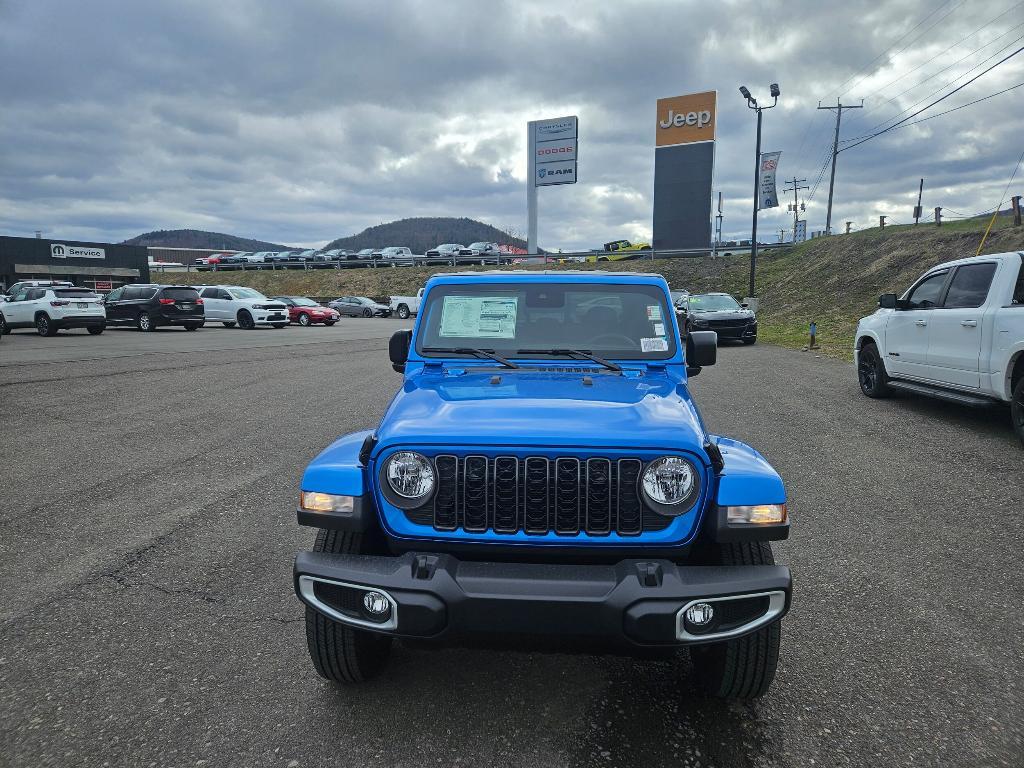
[653,91,717,249]
[51,243,105,259]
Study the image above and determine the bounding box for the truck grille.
[407,455,672,536]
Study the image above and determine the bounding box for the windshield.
[416,282,677,360]
[688,294,741,311]
[230,288,267,300]
[469,242,488,249]
[291,297,319,307]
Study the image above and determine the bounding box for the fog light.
[685,602,715,626]
[725,504,787,525]
[362,591,391,616]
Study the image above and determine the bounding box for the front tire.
[184,323,199,331]
[361,308,372,318]
[298,313,311,326]
[396,304,410,320]
[36,313,57,336]
[1011,377,1024,448]
[857,341,890,398]
[305,529,392,683]
[690,541,781,700]
[237,310,255,330]
[137,312,156,332]
[0,313,10,335]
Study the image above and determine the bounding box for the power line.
[839,44,1024,153]
[841,80,1024,142]
[977,146,1024,253]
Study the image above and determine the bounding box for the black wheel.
[857,341,890,398]
[305,529,392,683]
[361,308,372,318]
[137,312,156,332]
[87,325,105,335]
[690,541,781,700]
[0,313,9,335]
[36,313,57,336]
[298,313,311,326]
[237,310,255,330]
[396,304,410,320]
[184,323,199,331]
[743,336,757,345]
[222,321,236,328]
[1011,377,1024,448]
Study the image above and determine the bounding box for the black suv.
[103,284,205,331]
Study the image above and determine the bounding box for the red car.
[271,296,340,326]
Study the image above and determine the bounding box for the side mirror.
[389,329,412,373]
[686,330,717,371]
[878,293,897,309]
[740,302,749,309]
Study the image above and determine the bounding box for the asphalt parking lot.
[1,326,1022,767]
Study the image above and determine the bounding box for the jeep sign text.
[655,91,717,147]
[659,109,712,129]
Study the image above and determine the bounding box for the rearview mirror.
[878,293,897,309]
[389,329,412,373]
[686,330,717,370]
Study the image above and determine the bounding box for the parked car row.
[194,242,509,270]
[0,281,397,336]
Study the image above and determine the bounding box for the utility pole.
[914,179,924,225]
[783,177,808,242]
[817,98,863,235]
[1011,195,1022,226]
[934,207,942,226]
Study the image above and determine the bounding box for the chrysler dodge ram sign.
[530,116,578,187]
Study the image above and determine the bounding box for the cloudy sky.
[1,0,1022,250]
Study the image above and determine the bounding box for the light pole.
[739,82,780,298]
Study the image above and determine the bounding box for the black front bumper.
[294,551,791,649]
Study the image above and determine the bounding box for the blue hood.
[373,367,708,453]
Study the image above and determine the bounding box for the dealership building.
[0,236,150,293]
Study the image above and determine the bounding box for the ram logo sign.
[50,243,106,259]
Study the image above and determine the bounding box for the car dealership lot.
[1,332,1021,767]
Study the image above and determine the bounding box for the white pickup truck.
[855,251,1024,445]
[389,287,424,320]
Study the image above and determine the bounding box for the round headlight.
[641,456,700,514]
[382,451,435,506]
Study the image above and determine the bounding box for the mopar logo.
[51,244,65,258]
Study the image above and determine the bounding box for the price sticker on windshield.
[440,296,518,338]
[641,337,668,352]
[646,304,662,321]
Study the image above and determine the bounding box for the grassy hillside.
[169,217,1024,358]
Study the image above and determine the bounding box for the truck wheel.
[1012,377,1024,447]
[690,541,781,700]
[397,304,410,319]
[305,529,392,683]
[36,313,57,336]
[184,323,199,331]
[237,310,255,330]
[857,341,890,398]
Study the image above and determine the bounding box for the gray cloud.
[1,0,1021,248]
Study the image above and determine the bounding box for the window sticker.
[646,304,662,321]
[641,337,669,352]
[653,323,665,336]
[440,296,518,338]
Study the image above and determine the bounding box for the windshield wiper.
[516,348,622,373]
[421,347,520,369]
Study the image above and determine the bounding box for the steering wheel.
[588,333,636,348]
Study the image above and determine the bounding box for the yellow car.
[589,239,653,261]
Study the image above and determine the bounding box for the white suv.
[1,280,74,302]
[0,286,106,336]
[195,285,289,329]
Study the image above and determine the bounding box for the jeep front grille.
[405,455,673,536]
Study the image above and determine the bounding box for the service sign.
[535,160,576,186]
[655,91,717,147]
[51,243,105,259]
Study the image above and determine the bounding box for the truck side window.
[943,263,996,309]
[905,270,948,309]
[1013,261,1024,305]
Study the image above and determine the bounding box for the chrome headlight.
[381,451,435,507]
[641,456,700,515]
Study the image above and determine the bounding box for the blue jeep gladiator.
[294,271,792,699]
